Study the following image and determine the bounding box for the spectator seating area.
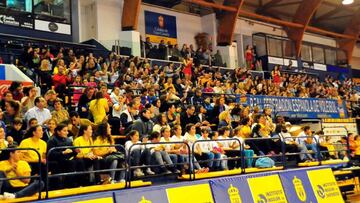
[0,41,358,201]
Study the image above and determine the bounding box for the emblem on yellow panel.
[228,184,242,203]
[139,196,152,203]
[293,176,307,202]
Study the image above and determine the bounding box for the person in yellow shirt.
[0,145,44,199]
[94,123,125,183]
[19,125,47,179]
[354,135,360,159]
[89,91,109,124]
[73,124,101,185]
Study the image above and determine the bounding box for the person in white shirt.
[24,97,51,126]
[125,130,145,177]
[160,127,179,169]
[195,128,220,170]
[296,126,319,160]
[230,126,254,168]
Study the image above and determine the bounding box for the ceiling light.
[342,0,354,5]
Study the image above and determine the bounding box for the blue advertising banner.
[145,11,177,44]
[278,169,317,203]
[238,95,347,119]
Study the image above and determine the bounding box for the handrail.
[46,144,127,198]
[191,138,242,180]
[243,136,286,171]
[127,141,191,185]
[0,147,42,200]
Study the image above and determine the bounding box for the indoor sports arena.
[0,0,360,202]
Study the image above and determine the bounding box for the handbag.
[105,151,125,162]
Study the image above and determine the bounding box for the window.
[252,35,266,57]
[267,37,283,57]
[282,40,295,59]
[312,46,325,64]
[325,48,336,65]
[301,44,312,62]
[33,0,71,24]
[0,0,32,12]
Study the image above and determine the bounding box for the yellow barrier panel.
[166,183,214,203]
[307,168,344,203]
[74,197,113,203]
[248,174,288,203]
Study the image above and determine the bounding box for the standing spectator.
[245,45,254,69]
[89,91,109,124]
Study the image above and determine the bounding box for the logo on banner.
[48,22,58,32]
[248,175,288,203]
[293,176,306,202]
[138,196,152,203]
[228,184,242,203]
[307,168,344,203]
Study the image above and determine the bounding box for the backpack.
[255,157,275,168]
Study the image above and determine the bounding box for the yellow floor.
[244,166,284,173]
[298,159,348,167]
[3,180,151,203]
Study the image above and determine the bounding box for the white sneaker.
[146,168,155,175]
[0,195,4,200]
[4,192,15,199]
[119,179,126,183]
[134,168,144,177]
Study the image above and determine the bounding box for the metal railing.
[0,148,42,200]
[191,138,243,180]
[127,141,191,185]
[46,144,127,198]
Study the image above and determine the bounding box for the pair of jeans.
[0,171,44,198]
[305,143,319,159]
[150,150,174,172]
[195,152,221,169]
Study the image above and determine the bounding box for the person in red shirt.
[52,65,71,97]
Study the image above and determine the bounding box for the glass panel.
[337,49,347,65]
[325,48,336,65]
[282,40,295,58]
[252,35,266,57]
[33,0,71,24]
[0,0,32,12]
[267,37,283,57]
[312,46,324,64]
[301,44,312,62]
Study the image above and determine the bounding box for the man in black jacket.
[130,109,154,141]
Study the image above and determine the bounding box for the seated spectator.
[6,118,25,146]
[73,124,101,185]
[3,100,21,127]
[296,126,319,160]
[21,86,37,114]
[180,105,200,132]
[42,119,57,142]
[0,127,8,151]
[231,126,254,168]
[153,113,171,133]
[0,91,13,111]
[69,111,95,140]
[51,99,69,124]
[19,125,47,179]
[195,128,222,171]
[8,82,24,102]
[125,130,147,177]
[93,123,126,183]
[0,145,44,200]
[46,123,78,189]
[142,131,178,174]
[24,97,51,126]
[77,87,95,119]
[130,109,154,141]
[45,90,57,112]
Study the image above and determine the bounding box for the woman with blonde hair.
[218,110,232,130]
